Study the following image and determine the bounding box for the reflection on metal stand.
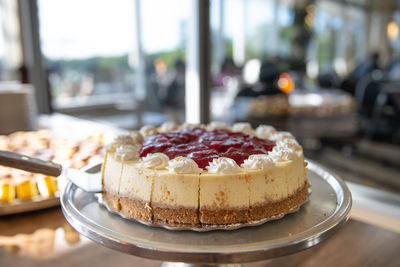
[161,263,243,267]
[61,161,351,267]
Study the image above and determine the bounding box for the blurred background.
[0,1,399,266]
[0,0,397,191]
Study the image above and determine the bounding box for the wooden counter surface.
[0,206,399,267]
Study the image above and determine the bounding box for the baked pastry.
[101,122,309,226]
[0,130,104,202]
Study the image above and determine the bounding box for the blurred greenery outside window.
[38,0,189,115]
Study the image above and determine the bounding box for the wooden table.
[0,206,399,267]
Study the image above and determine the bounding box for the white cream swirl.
[232,122,255,135]
[140,125,158,138]
[167,156,202,174]
[276,138,302,151]
[105,143,117,152]
[241,154,275,170]
[181,123,205,129]
[269,131,295,141]
[207,122,231,131]
[116,135,137,145]
[106,135,136,152]
[269,147,297,162]
[114,144,139,161]
[206,157,241,174]
[140,153,169,170]
[256,125,277,139]
[159,122,177,133]
[128,130,143,144]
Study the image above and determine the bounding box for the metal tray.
[0,163,97,216]
[0,193,60,216]
[61,161,352,264]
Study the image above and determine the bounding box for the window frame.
[20,0,211,125]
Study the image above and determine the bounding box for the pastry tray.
[0,163,99,216]
[61,160,352,263]
[0,193,60,216]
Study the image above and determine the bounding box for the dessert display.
[102,122,309,226]
[250,92,357,117]
[251,95,290,115]
[0,130,104,203]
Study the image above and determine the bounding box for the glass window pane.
[140,0,190,124]
[39,0,136,109]
[38,0,189,126]
[210,0,370,123]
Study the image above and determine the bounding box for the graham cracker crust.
[152,203,199,225]
[250,182,309,221]
[199,208,249,225]
[119,196,152,222]
[103,181,308,226]
[103,191,121,212]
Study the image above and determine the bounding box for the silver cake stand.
[61,161,352,267]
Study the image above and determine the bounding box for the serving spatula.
[0,150,102,192]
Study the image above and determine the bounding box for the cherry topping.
[139,128,275,169]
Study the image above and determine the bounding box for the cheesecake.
[101,122,308,226]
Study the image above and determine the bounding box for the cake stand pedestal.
[61,161,351,266]
[161,264,242,267]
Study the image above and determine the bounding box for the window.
[307,1,367,78]
[140,0,191,123]
[38,0,190,126]
[39,0,137,109]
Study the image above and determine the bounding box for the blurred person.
[162,59,186,122]
[385,56,400,81]
[236,60,283,98]
[154,58,171,89]
[146,58,170,112]
[213,57,241,87]
[154,58,168,75]
[341,52,381,95]
[353,52,380,78]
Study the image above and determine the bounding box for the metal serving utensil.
[0,150,102,192]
